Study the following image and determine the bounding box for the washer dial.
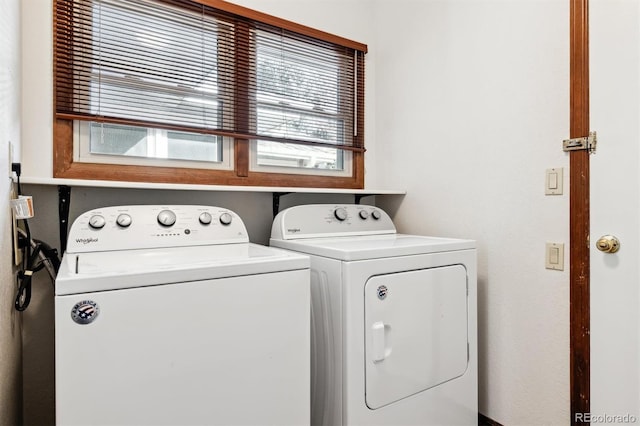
[371,210,382,220]
[359,210,369,220]
[199,212,212,225]
[334,208,348,221]
[88,215,106,229]
[116,213,132,228]
[157,210,177,227]
[219,212,233,225]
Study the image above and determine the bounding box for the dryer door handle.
[372,321,386,362]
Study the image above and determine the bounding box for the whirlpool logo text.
[76,237,98,244]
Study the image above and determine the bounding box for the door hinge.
[563,131,597,154]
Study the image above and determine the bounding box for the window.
[76,122,233,170]
[54,0,366,188]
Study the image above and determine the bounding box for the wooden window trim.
[52,0,366,189]
[198,0,368,53]
[54,119,364,188]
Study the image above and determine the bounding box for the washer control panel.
[271,204,396,240]
[67,205,248,253]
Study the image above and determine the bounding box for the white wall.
[20,0,51,179]
[0,0,22,423]
[373,1,570,424]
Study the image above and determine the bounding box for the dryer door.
[364,265,468,409]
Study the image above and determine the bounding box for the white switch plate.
[545,242,564,271]
[545,168,563,195]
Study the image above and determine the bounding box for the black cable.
[14,164,34,311]
[12,164,60,311]
[15,271,32,312]
[15,171,31,260]
[14,238,46,311]
[13,224,60,310]
[34,239,61,274]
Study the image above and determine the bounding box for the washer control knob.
[157,210,177,227]
[219,212,233,226]
[88,215,106,229]
[199,212,212,225]
[334,207,348,221]
[116,213,132,228]
[371,210,382,220]
[359,210,369,220]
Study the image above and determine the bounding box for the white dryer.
[55,205,310,426]
[270,204,477,426]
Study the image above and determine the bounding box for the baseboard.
[479,413,504,426]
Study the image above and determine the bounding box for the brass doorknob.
[596,235,620,253]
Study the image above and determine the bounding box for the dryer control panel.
[271,204,396,240]
[66,205,249,253]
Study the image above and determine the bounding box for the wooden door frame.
[570,0,590,424]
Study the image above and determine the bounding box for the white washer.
[270,204,477,426]
[55,205,310,426]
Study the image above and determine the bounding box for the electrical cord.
[17,229,60,282]
[14,242,33,312]
[12,163,61,311]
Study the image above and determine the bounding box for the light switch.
[545,168,563,195]
[545,242,564,271]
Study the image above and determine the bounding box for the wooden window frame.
[53,0,366,189]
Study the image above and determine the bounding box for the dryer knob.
[157,210,177,227]
[116,214,132,228]
[219,212,233,225]
[371,210,382,220]
[199,212,212,225]
[88,214,106,229]
[359,210,369,220]
[334,207,348,221]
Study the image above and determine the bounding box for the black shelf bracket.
[272,192,292,217]
[355,194,374,205]
[58,185,71,254]
[353,194,380,204]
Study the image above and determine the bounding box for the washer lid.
[55,243,309,295]
[270,234,476,261]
